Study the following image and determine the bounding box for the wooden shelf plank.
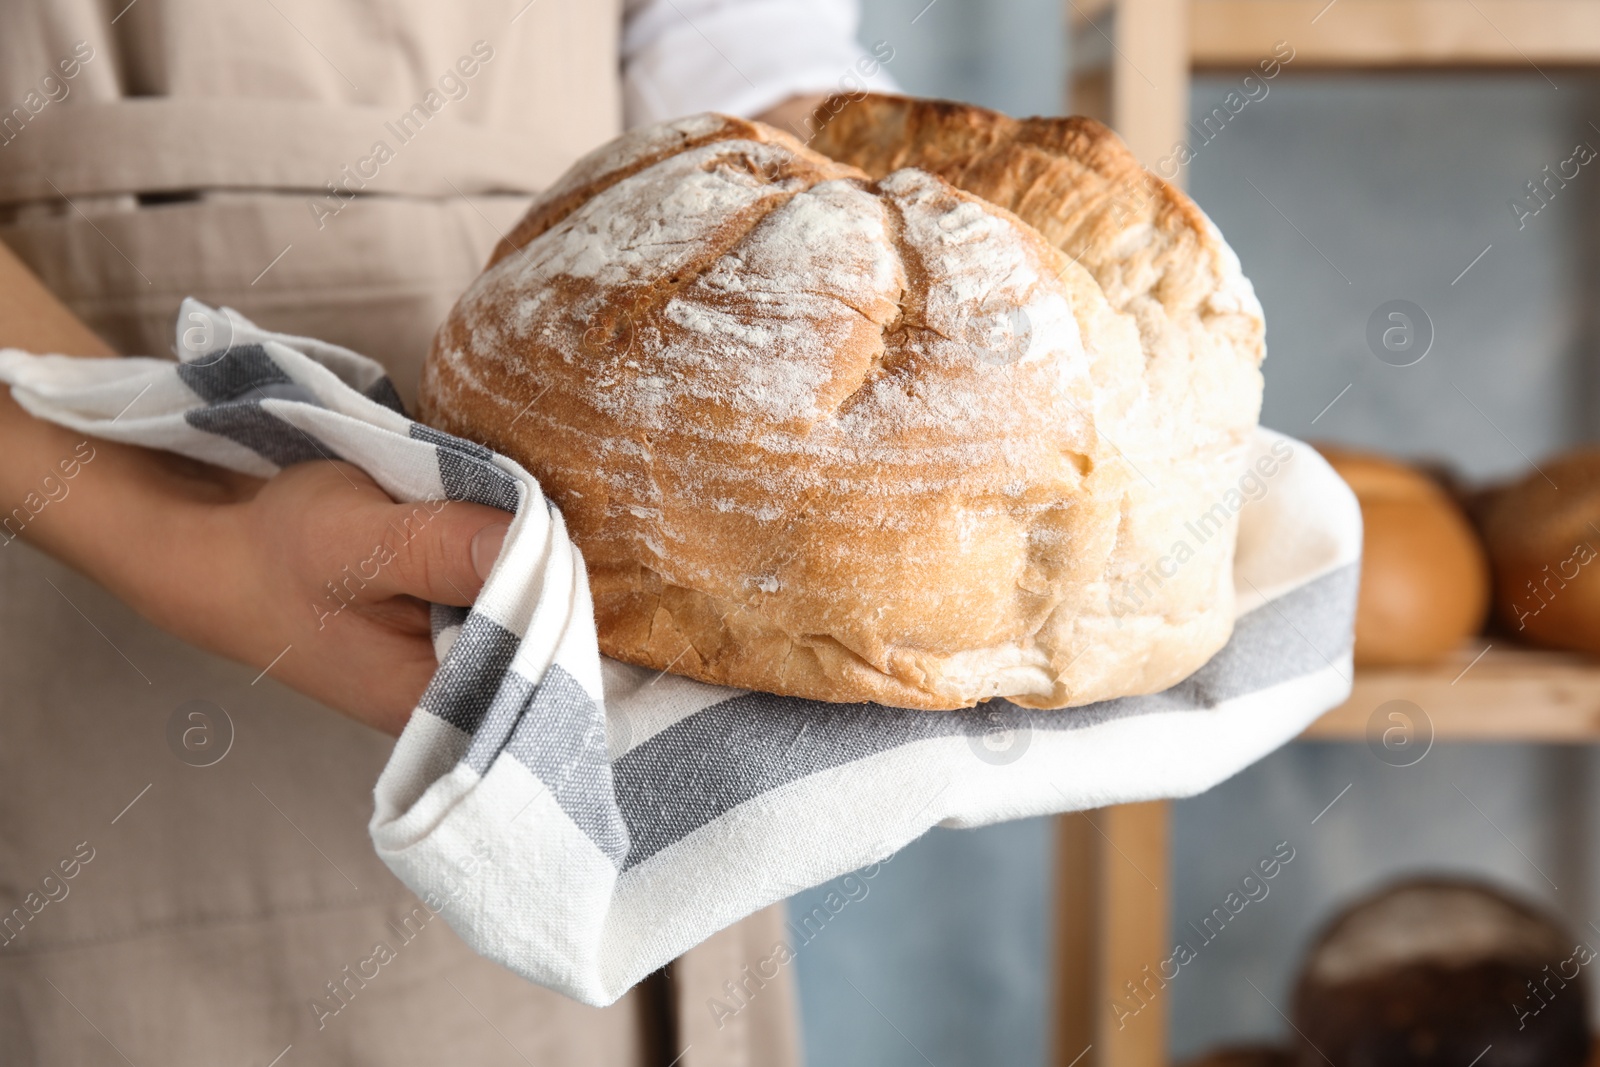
[1192,0,1600,69]
[1117,0,1193,171]
[1053,803,1171,1067]
[1304,642,1600,742]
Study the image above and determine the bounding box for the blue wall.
[792,819,1054,1067]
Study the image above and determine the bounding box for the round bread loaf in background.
[1478,449,1600,654]
[1291,879,1589,1067]
[1316,445,1487,666]
[420,96,1264,709]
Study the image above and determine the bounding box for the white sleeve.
[620,0,899,128]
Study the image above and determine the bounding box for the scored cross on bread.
[419,95,1264,710]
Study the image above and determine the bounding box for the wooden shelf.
[1304,642,1600,742]
[1192,0,1600,70]
[1056,3,1600,1062]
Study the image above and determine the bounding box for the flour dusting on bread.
[421,97,1265,710]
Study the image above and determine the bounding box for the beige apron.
[0,3,800,1065]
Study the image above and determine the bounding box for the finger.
[363,497,511,607]
[286,623,439,737]
[355,635,437,737]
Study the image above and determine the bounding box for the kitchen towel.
[0,300,1361,1005]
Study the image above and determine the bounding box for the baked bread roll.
[1315,445,1487,666]
[1479,449,1600,653]
[1291,879,1589,1067]
[419,96,1264,709]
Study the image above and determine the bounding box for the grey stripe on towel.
[450,563,1356,870]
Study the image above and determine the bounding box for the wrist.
[98,457,268,663]
[1,393,262,652]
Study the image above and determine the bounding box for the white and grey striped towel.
[0,301,1361,1005]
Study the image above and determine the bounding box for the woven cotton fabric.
[0,301,1361,1005]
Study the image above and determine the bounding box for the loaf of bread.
[1478,449,1600,654]
[419,94,1265,709]
[1315,445,1487,666]
[1291,879,1590,1067]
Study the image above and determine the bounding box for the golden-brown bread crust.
[810,94,1265,404]
[1316,445,1487,667]
[420,100,1265,709]
[485,114,797,272]
[1479,448,1600,653]
[814,94,1267,671]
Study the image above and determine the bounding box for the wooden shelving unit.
[1054,3,1600,1065]
[1191,0,1600,71]
[1305,642,1600,743]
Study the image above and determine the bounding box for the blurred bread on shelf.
[1291,878,1590,1067]
[1316,445,1488,666]
[1478,448,1600,655]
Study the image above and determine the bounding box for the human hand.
[1,243,513,737]
[124,458,510,737]
[4,397,509,738]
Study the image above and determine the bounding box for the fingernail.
[471,523,510,582]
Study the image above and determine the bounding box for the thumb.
[366,498,511,606]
